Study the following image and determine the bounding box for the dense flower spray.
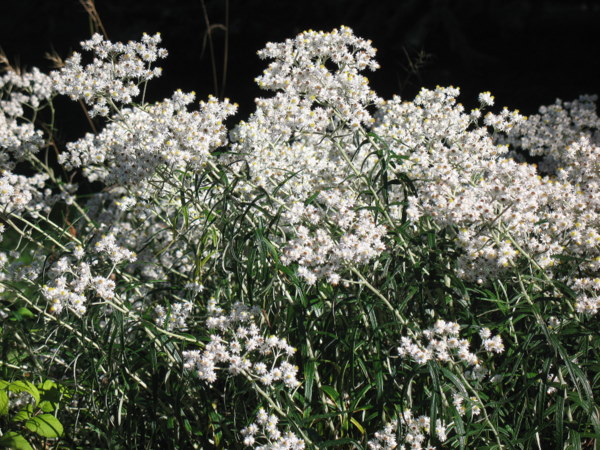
[1,25,600,449]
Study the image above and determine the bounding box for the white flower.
[478,91,495,107]
[51,33,167,117]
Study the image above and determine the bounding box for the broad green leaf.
[38,400,56,413]
[38,380,62,412]
[0,432,34,450]
[24,414,64,438]
[39,380,58,393]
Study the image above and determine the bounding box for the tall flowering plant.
[1,27,599,449]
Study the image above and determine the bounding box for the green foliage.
[0,379,65,449]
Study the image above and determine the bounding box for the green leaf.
[304,359,316,402]
[37,401,55,413]
[183,418,192,433]
[567,430,581,447]
[24,414,64,438]
[15,307,35,319]
[39,380,58,393]
[0,432,34,450]
[321,385,341,408]
[303,191,320,206]
[38,380,62,413]
[12,405,34,422]
[0,390,8,416]
[350,417,365,434]
[555,395,564,447]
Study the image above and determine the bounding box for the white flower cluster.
[478,327,505,354]
[51,32,167,117]
[183,299,299,388]
[373,85,600,315]
[228,94,337,200]
[503,96,600,314]
[0,170,51,215]
[240,408,305,449]
[61,91,236,185]
[4,26,600,447]
[368,410,448,450]
[504,95,599,174]
[452,393,482,417]
[0,68,52,165]
[368,419,400,450]
[373,86,600,296]
[42,278,88,316]
[229,27,382,203]
[71,183,221,300]
[154,300,193,331]
[1,68,54,219]
[256,25,382,127]
[0,67,53,116]
[94,233,137,265]
[0,113,41,167]
[398,320,503,369]
[573,293,600,315]
[374,87,553,280]
[226,27,387,284]
[478,91,495,108]
[41,253,116,316]
[280,190,386,284]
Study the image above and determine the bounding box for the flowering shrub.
[1,26,600,448]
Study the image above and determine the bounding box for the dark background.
[1,0,599,124]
